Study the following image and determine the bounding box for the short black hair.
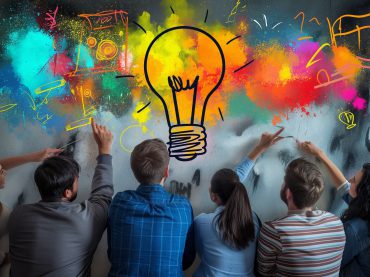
[130,139,170,184]
[34,156,80,200]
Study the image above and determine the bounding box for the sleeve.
[235,157,255,182]
[337,181,351,205]
[257,222,282,276]
[341,222,363,267]
[88,154,114,223]
[107,215,112,261]
[182,204,196,270]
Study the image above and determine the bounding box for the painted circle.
[96,40,118,60]
[119,124,154,153]
[84,89,92,98]
[87,37,97,48]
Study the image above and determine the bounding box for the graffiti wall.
[0,0,369,275]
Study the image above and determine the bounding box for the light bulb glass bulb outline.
[143,25,226,161]
[143,25,226,127]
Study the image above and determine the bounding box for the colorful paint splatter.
[0,0,369,160]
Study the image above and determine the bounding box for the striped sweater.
[257,210,345,277]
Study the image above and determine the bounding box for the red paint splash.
[48,53,74,76]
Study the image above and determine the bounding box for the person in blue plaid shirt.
[107,138,195,276]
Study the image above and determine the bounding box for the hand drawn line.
[0,104,17,113]
[272,22,282,29]
[116,75,135,78]
[298,36,313,40]
[294,11,305,32]
[226,35,241,45]
[314,75,354,89]
[308,17,321,25]
[252,19,262,29]
[234,59,255,73]
[218,107,224,121]
[132,21,146,33]
[137,102,151,113]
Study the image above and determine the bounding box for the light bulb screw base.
[168,124,207,161]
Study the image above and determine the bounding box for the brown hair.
[130,139,170,184]
[284,158,324,209]
[211,168,255,249]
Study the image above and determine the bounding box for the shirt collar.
[288,209,322,217]
[215,205,225,214]
[137,184,167,193]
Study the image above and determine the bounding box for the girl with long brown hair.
[193,129,284,277]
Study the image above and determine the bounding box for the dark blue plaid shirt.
[108,184,195,277]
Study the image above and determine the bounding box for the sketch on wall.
[0,0,369,275]
[0,0,368,245]
[0,0,369,208]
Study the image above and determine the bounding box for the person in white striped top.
[257,141,346,277]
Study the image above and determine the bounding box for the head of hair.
[284,158,324,209]
[130,139,170,184]
[34,156,80,200]
[211,168,255,249]
[342,163,370,230]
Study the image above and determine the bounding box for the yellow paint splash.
[279,64,292,84]
[132,101,151,124]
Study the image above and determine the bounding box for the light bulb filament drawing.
[144,26,226,161]
[168,75,199,125]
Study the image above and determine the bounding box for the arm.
[257,222,282,276]
[298,141,346,188]
[236,128,285,182]
[0,148,62,170]
[89,119,114,220]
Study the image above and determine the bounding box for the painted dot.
[87,37,97,48]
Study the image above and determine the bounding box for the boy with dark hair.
[108,138,195,276]
[0,147,62,272]
[257,153,346,277]
[8,119,113,277]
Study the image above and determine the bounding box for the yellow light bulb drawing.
[338,111,356,129]
[144,26,225,161]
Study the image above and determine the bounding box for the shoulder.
[8,204,36,226]
[170,194,193,208]
[195,211,217,224]
[112,190,138,202]
[320,211,344,224]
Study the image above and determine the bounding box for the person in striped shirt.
[257,148,346,277]
[300,141,370,277]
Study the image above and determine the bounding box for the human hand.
[248,128,284,160]
[91,118,113,155]
[255,128,285,152]
[297,141,323,157]
[31,148,63,162]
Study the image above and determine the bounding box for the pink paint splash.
[352,97,366,110]
[341,88,357,102]
[48,53,74,76]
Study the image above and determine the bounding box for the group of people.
[0,119,369,277]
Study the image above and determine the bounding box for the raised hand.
[297,141,323,157]
[248,128,285,160]
[91,118,113,155]
[32,148,64,162]
[256,128,285,151]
